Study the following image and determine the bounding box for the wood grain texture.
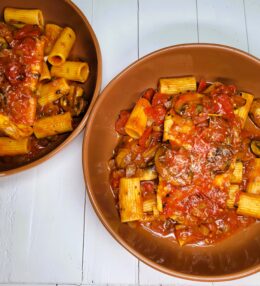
[244,0,260,58]
[197,0,248,51]
[139,0,198,57]
[91,0,139,89]
[212,272,260,286]
[0,134,86,284]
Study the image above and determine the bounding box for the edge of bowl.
[82,43,260,282]
[0,0,102,177]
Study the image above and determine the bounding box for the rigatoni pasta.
[109,77,259,246]
[44,23,63,55]
[37,78,70,106]
[51,61,89,83]
[125,98,151,139]
[0,7,90,170]
[33,112,73,139]
[40,61,51,82]
[4,8,44,27]
[159,76,196,94]
[0,137,29,156]
[48,27,76,66]
[119,178,143,222]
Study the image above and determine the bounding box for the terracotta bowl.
[0,0,101,176]
[83,44,260,281]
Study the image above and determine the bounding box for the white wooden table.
[0,0,260,285]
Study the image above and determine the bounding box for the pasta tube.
[4,8,44,27]
[143,198,156,213]
[226,185,240,209]
[33,112,73,139]
[48,27,76,66]
[0,114,33,140]
[51,61,89,83]
[0,137,29,156]
[37,78,70,106]
[231,162,243,184]
[40,61,51,82]
[159,76,196,95]
[237,193,260,219]
[157,177,165,212]
[234,92,254,128]
[125,98,151,139]
[247,158,260,194]
[44,24,63,55]
[119,178,143,222]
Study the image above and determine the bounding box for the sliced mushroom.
[251,140,260,157]
[60,85,87,116]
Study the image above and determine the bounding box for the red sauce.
[110,83,258,246]
[0,23,87,171]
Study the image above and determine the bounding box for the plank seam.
[243,0,250,52]
[81,187,87,283]
[137,0,140,59]
[196,0,200,43]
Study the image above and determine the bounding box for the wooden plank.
[91,0,139,89]
[139,0,198,57]
[212,272,260,286]
[82,0,139,284]
[197,0,248,51]
[83,194,139,284]
[0,134,85,284]
[139,261,213,286]
[244,0,260,58]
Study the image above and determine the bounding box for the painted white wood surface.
[139,0,198,57]
[0,0,259,285]
[0,135,85,284]
[244,0,260,58]
[197,0,248,51]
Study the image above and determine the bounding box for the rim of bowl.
[0,0,102,177]
[82,43,260,282]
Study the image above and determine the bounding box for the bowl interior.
[0,0,101,175]
[83,44,260,281]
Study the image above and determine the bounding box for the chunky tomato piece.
[6,87,36,125]
[139,126,152,147]
[146,105,166,125]
[142,88,155,102]
[152,92,169,106]
[212,93,234,119]
[115,110,130,135]
[197,79,207,93]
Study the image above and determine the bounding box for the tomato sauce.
[0,23,86,171]
[110,82,259,246]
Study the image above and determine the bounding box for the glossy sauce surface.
[110,82,258,246]
[0,23,85,171]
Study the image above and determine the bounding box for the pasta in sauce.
[109,76,260,246]
[0,8,89,171]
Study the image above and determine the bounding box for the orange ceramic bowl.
[83,44,260,282]
[0,0,102,176]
